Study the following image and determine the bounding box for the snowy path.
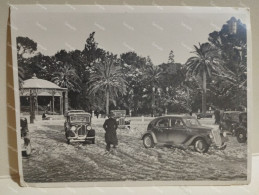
[22,118,247,182]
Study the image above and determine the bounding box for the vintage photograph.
[11,5,250,185]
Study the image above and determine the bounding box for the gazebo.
[20,74,68,118]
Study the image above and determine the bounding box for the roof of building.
[22,74,63,89]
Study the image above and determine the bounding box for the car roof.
[153,114,195,119]
[68,110,85,112]
[67,112,91,116]
[224,111,241,113]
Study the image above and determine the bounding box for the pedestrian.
[214,108,220,125]
[42,111,47,120]
[103,113,118,154]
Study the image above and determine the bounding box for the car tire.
[193,138,209,153]
[67,139,70,144]
[236,129,247,143]
[143,134,155,148]
[91,138,95,144]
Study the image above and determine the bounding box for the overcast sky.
[11,5,248,65]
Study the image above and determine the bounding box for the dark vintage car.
[219,111,247,143]
[64,112,95,144]
[196,112,213,119]
[110,110,130,129]
[141,115,228,153]
[20,117,32,156]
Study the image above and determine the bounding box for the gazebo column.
[36,90,38,115]
[52,90,55,115]
[64,90,68,115]
[60,95,63,115]
[29,89,36,124]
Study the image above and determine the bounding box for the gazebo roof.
[22,74,62,89]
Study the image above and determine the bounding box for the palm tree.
[145,65,162,87]
[88,55,127,115]
[52,62,81,92]
[144,65,162,116]
[186,43,221,113]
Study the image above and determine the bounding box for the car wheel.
[67,139,70,144]
[143,134,155,148]
[236,129,247,143]
[91,138,95,144]
[194,138,209,153]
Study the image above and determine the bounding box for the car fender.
[185,135,211,146]
[141,131,158,144]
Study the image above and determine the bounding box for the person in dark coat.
[214,109,220,125]
[103,113,118,152]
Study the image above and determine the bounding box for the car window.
[183,118,200,127]
[172,119,184,127]
[70,115,90,123]
[156,118,169,127]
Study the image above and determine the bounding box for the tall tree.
[52,62,81,92]
[168,50,175,64]
[208,17,247,109]
[16,37,38,87]
[88,54,127,115]
[185,42,221,113]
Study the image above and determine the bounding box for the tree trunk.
[202,71,207,114]
[106,89,109,115]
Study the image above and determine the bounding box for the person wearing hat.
[103,113,118,153]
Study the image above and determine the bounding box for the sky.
[11,5,248,65]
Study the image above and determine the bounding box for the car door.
[167,118,189,145]
[153,118,170,143]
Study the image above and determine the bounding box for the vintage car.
[64,112,95,144]
[219,111,243,134]
[20,117,32,156]
[196,112,213,119]
[218,111,247,143]
[141,115,228,153]
[110,110,131,129]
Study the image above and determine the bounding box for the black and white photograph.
[11,5,251,186]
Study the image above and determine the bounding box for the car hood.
[187,126,212,133]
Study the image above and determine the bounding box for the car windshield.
[70,115,90,123]
[183,118,201,127]
[224,113,240,122]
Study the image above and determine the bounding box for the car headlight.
[209,133,213,138]
[223,131,227,137]
[71,126,76,131]
[87,126,91,130]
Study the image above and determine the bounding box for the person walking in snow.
[103,113,118,153]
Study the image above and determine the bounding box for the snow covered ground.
[22,117,247,183]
